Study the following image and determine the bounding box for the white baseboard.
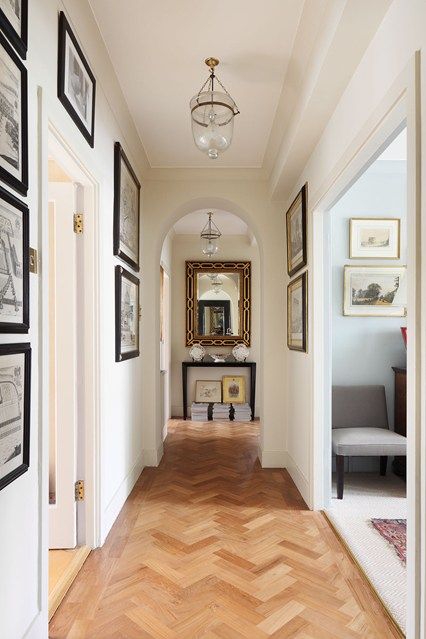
[142,443,164,467]
[102,453,144,543]
[284,451,311,507]
[258,448,287,467]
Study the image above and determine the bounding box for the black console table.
[182,361,256,421]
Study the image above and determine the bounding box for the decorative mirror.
[186,261,251,346]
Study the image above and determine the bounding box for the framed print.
[113,142,141,271]
[115,265,140,362]
[195,380,222,403]
[343,266,406,317]
[350,218,400,259]
[58,11,96,147]
[222,375,246,404]
[0,186,28,332]
[0,0,27,59]
[0,342,31,491]
[286,183,307,277]
[287,271,307,352]
[0,30,27,195]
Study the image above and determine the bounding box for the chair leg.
[336,455,345,499]
[380,456,388,476]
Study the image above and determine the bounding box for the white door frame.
[310,54,423,637]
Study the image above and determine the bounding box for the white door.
[48,182,78,549]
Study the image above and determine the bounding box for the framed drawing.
[287,271,307,352]
[0,30,27,195]
[350,218,400,259]
[0,342,31,491]
[286,183,307,277]
[58,11,96,147]
[222,375,246,404]
[0,186,28,332]
[195,380,222,403]
[343,265,406,317]
[115,265,140,362]
[0,0,27,59]
[113,142,141,271]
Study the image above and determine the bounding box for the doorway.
[46,127,100,620]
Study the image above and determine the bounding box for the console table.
[392,366,406,478]
[182,361,256,421]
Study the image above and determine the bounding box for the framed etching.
[115,265,140,362]
[58,12,96,147]
[0,342,31,491]
[195,380,222,403]
[0,186,28,332]
[222,375,246,404]
[350,218,400,259]
[286,184,307,277]
[287,271,307,352]
[113,142,141,271]
[0,30,27,195]
[0,0,27,59]
[343,265,406,317]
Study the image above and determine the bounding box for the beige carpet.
[327,472,406,633]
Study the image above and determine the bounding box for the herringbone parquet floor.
[50,420,402,638]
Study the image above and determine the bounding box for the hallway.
[50,421,400,638]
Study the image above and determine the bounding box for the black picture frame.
[0,0,28,59]
[287,271,308,353]
[0,342,31,491]
[0,30,28,195]
[286,183,307,277]
[57,11,96,147]
[113,142,141,271]
[115,265,140,362]
[0,186,29,332]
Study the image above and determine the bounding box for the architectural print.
[286,184,307,276]
[0,0,27,59]
[287,271,307,352]
[222,375,246,403]
[113,142,141,271]
[115,265,139,361]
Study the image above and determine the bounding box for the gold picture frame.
[286,184,307,276]
[349,218,401,259]
[287,271,308,352]
[343,265,407,317]
[222,375,246,404]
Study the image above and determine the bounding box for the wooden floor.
[50,420,401,638]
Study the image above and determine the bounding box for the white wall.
[0,1,148,637]
[170,234,261,417]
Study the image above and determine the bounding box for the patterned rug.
[371,518,407,565]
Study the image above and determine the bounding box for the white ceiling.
[173,209,248,235]
[88,0,305,168]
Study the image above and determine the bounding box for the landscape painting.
[287,271,307,352]
[0,31,27,194]
[286,184,307,276]
[0,342,30,491]
[113,142,141,271]
[0,187,28,331]
[343,266,406,316]
[115,266,140,361]
[350,218,400,259]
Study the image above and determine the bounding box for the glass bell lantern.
[200,212,221,257]
[190,58,240,160]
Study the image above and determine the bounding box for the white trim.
[258,448,287,468]
[284,451,310,507]
[142,444,164,467]
[101,453,144,543]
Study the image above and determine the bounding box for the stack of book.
[233,403,252,422]
[191,403,209,422]
[212,403,231,421]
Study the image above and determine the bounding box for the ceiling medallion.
[190,58,240,159]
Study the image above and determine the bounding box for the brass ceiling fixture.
[190,58,240,159]
[200,212,221,257]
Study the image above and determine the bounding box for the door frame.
[310,54,422,636]
[44,123,101,549]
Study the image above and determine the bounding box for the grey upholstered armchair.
[332,385,407,499]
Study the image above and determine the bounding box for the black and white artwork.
[287,271,307,352]
[286,184,307,277]
[350,218,400,259]
[0,186,28,331]
[0,30,27,195]
[113,142,140,271]
[343,266,406,317]
[115,265,140,362]
[58,12,96,147]
[0,0,27,59]
[0,342,31,491]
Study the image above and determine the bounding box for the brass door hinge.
[75,480,85,501]
[29,247,38,274]
[73,213,83,234]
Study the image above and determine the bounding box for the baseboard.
[258,447,287,468]
[142,443,164,467]
[284,451,311,506]
[48,546,91,621]
[102,453,144,542]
